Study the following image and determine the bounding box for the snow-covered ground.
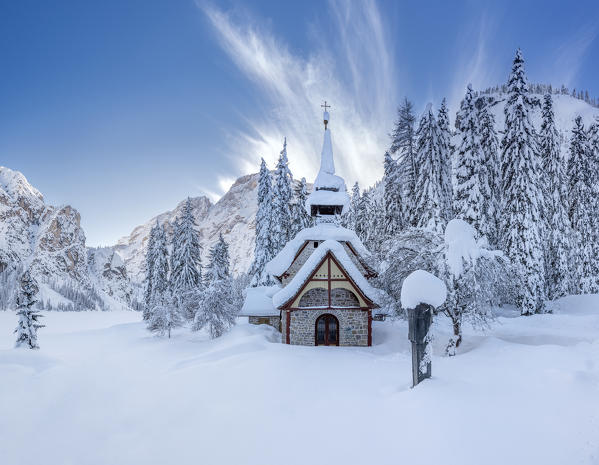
[1,296,598,465]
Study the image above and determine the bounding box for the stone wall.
[248,316,281,331]
[331,288,359,307]
[287,308,370,346]
[298,287,328,307]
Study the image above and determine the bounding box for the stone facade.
[248,315,281,331]
[297,287,360,308]
[282,308,370,346]
[331,288,359,307]
[298,287,328,307]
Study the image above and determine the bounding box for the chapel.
[240,106,381,346]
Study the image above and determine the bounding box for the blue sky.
[1,0,598,246]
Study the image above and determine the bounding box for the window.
[314,241,319,248]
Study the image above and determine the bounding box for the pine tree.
[501,49,545,315]
[540,94,571,299]
[290,177,312,237]
[390,98,417,224]
[143,222,159,320]
[147,223,182,336]
[170,198,203,320]
[354,188,371,243]
[193,235,237,338]
[271,138,294,254]
[437,98,453,221]
[192,278,237,338]
[568,116,599,293]
[383,152,404,237]
[14,270,43,349]
[454,86,492,239]
[478,100,501,246]
[413,104,448,233]
[206,234,230,284]
[342,182,360,231]
[250,159,277,287]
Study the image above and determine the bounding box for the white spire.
[306,105,350,221]
[319,120,335,175]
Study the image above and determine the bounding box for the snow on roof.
[272,240,381,309]
[240,286,281,316]
[305,188,350,215]
[313,171,346,191]
[265,223,371,277]
[400,269,447,309]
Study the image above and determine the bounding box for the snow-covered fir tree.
[354,187,371,243]
[342,182,360,231]
[249,159,276,287]
[14,270,43,349]
[290,177,312,237]
[193,277,237,338]
[413,104,449,233]
[143,221,159,320]
[366,194,386,256]
[478,99,501,246]
[390,98,417,224]
[454,85,492,239]
[271,138,294,254]
[147,287,182,338]
[193,235,236,338]
[383,151,404,237]
[205,233,230,284]
[437,98,454,221]
[540,94,571,298]
[500,49,546,315]
[170,198,203,320]
[147,223,182,336]
[586,120,599,288]
[568,116,599,293]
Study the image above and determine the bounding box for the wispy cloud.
[448,13,501,117]
[551,22,598,88]
[201,0,397,189]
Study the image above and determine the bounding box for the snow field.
[1,295,598,465]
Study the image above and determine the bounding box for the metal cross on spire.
[321,101,331,111]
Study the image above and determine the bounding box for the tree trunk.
[445,315,462,356]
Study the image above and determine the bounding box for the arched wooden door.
[315,314,339,346]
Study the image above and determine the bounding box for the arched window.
[298,288,328,308]
[315,314,339,346]
[330,288,360,307]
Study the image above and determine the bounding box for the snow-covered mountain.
[115,172,260,284]
[0,167,131,310]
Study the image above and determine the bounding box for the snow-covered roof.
[400,270,447,309]
[265,223,372,277]
[305,189,350,215]
[272,240,382,309]
[240,286,281,316]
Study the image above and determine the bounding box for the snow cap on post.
[401,269,447,309]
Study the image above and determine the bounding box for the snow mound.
[401,269,447,309]
[240,286,280,316]
[444,219,479,278]
[272,239,381,308]
[265,223,371,277]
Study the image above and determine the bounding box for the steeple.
[306,105,350,223]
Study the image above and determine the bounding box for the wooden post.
[407,303,433,387]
